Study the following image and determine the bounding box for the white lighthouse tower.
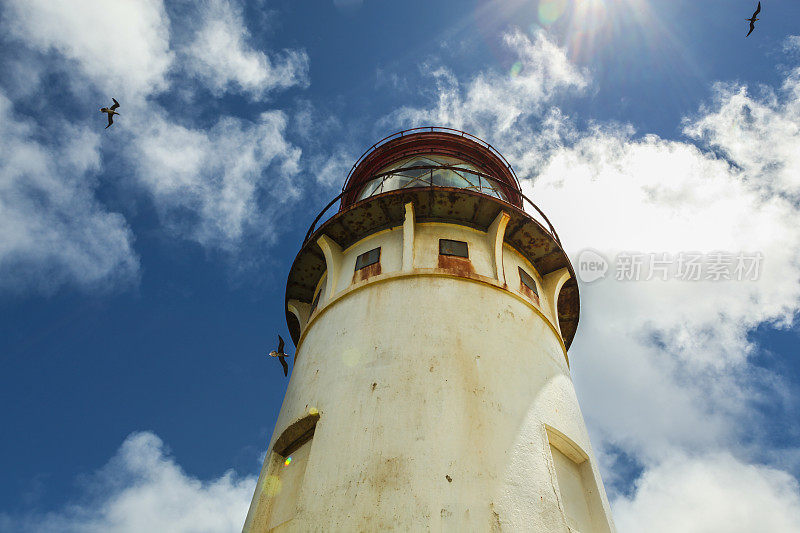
[244,128,615,532]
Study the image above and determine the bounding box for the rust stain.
[353,261,381,283]
[437,254,475,277]
[519,284,540,306]
[369,456,403,497]
[490,503,502,532]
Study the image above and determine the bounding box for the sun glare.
[533,0,705,100]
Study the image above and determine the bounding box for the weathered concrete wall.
[314,221,559,327]
[247,219,614,532]
[337,228,403,293]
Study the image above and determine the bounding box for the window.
[439,239,469,258]
[355,247,381,270]
[356,154,509,202]
[547,426,611,533]
[519,267,539,297]
[259,413,320,530]
[268,437,313,528]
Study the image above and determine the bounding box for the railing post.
[304,191,345,243]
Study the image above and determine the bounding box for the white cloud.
[529,92,800,464]
[613,454,800,533]
[0,432,255,533]
[684,81,800,195]
[3,0,173,101]
[2,0,309,103]
[183,0,309,100]
[0,91,138,293]
[384,29,588,176]
[131,110,302,250]
[785,35,800,54]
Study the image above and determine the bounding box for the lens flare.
[538,0,567,25]
[509,61,523,78]
[284,456,292,466]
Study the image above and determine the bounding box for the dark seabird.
[269,335,290,377]
[746,2,761,37]
[100,98,120,129]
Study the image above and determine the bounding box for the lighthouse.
[244,128,615,532]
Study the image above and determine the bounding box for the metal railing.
[304,172,562,248]
[341,127,522,193]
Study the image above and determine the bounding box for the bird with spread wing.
[100,98,120,129]
[746,2,761,37]
[268,335,290,377]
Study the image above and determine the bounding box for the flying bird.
[746,2,761,37]
[100,98,120,128]
[268,335,290,377]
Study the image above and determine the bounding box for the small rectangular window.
[439,239,469,258]
[519,267,539,296]
[355,247,381,270]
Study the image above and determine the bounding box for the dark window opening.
[310,277,325,314]
[355,247,381,270]
[519,267,539,297]
[277,422,317,458]
[439,239,469,258]
[262,412,320,529]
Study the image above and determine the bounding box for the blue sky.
[1,0,800,530]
